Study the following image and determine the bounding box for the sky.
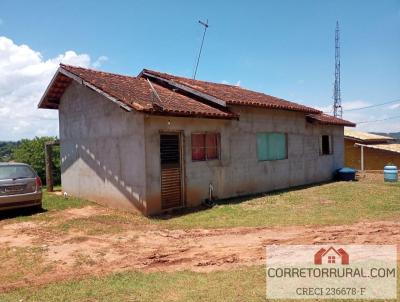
[0,0,399,140]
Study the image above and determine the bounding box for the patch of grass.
[153,180,400,229]
[55,215,124,236]
[73,253,96,267]
[3,179,399,230]
[42,193,92,211]
[0,266,266,302]
[1,193,93,224]
[0,246,53,285]
[1,265,399,302]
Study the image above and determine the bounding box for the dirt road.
[0,206,399,291]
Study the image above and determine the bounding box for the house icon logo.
[314,246,349,265]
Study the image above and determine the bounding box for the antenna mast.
[333,21,342,118]
[193,19,209,79]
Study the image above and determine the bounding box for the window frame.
[320,134,333,156]
[256,132,288,162]
[191,132,221,162]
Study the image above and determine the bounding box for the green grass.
[3,191,93,224]
[153,180,400,229]
[14,179,400,230]
[0,266,266,302]
[0,246,52,285]
[42,191,92,211]
[0,180,399,301]
[3,179,399,231]
[55,215,126,235]
[1,265,398,302]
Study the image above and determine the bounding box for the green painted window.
[257,133,287,161]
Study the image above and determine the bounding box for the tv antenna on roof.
[192,19,209,79]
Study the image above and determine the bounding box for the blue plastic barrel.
[337,167,356,181]
[384,165,398,182]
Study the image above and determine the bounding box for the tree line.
[0,137,61,185]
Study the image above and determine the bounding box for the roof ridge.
[60,63,139,80]
[344,129,395,140]
[142,69,243,89]
[142,69,322,113]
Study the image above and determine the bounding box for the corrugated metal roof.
[356,143,400,154]
[344,129,395,142]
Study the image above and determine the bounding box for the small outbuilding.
[344,129,400,170]
[39,64,355,215]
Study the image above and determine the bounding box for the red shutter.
[191,134,206,161]
[206,133,218,159]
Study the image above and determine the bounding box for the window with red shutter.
[191,133,220,161]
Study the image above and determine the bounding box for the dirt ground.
[0,205,399,292]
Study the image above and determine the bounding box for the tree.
[12,137,60,185]
[0,141,20,162]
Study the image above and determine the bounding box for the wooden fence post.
[45,143,54,192]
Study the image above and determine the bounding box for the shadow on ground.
[0,206,47,221]
[152,180,336,220]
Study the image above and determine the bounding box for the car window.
[0,165,36,180]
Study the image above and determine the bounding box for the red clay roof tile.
[306,113,356,127]
[39,64,355,127]
[141,69,322,114]
[39,64,236,119]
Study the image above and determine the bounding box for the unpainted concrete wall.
[59,81,147,213]
[144,106,344,214]
[345,139,400,170]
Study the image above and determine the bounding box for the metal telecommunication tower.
[193,19,209,79]
[333,21,342,118]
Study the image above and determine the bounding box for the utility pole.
[333,21,343,118]
[193,19,209,79]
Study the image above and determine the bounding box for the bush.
[12,137,60,185]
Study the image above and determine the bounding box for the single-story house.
[39,64,355,215]
[344,129,400,170]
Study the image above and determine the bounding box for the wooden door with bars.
[160,133,183,209]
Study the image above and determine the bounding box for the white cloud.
[93,55,108,69]
[342,100,400,133]
[314,104,332,114]
[221,79,241,86]
[0,36,107,141]
[313,99,400,133]
[389,103,400,109]
[342,100,370,110]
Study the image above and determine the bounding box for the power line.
[322,98,400,114]
[345,99,400,112]
[356,115,400,124]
